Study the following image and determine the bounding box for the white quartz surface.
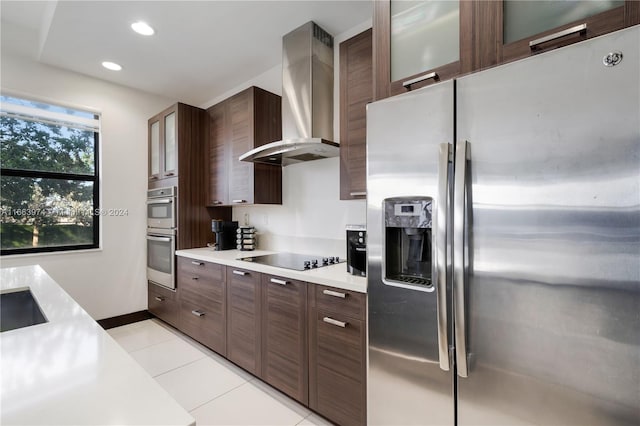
[0,265,195,426]
[176,248,367,293]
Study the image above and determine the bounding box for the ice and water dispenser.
[383,197,433,289]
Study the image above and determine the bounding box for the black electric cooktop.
[240,253,344,271]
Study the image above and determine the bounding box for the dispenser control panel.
[385,198,432,228]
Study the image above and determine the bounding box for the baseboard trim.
[97,310,153,330]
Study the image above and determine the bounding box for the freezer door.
[455,27,640,425]
[367,80,455,425]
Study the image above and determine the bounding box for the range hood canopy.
[239,21,338,167]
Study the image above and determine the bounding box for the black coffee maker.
[211,220,238,251]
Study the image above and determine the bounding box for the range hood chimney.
[240,21,338,166]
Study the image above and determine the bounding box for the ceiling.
[0,1,372,106]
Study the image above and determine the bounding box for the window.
[0,95,100,255]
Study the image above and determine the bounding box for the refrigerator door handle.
[435,143,451,371]
[454,140,470,378]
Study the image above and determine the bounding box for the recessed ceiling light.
[131,21,155,36]
[102,61,122,71]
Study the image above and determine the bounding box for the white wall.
[0,54,173,320]
[206,20,372,256]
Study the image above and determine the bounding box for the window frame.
[0,95,101,255]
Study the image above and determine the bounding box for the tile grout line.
[151,355,208,379]
[125,332,192,356]
[186,380,253,413]
[123,335,180,354]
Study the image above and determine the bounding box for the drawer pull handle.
[164,172,175,176]
[355,247,367,252]
[323,317,347,328]
[403,71,439,90]
[191,276,199,280]
[233,270,247,276]
[154,296,165,302]
[191,261,204,266]
[191,310,205,317]
[211,200,223,205]
[529,23,587,50]
[323,289,347,299]
[232,199,247,204]
[270,278,289,286]
[350,191,366,197]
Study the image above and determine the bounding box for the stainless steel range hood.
[240,21,338,166]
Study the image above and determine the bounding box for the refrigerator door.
[455,27,640,425]
[367,80,455,425]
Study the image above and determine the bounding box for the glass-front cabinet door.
[390,1,460,82]
[148,104,179,183]
[500,0,634,62]
[163,110,177,177]
[148,117,161,181]
[374,0,472,99]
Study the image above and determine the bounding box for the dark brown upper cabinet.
[373,0,474,100]
[340,28,373,201]
[148,104,179,182]
[374,1,639,101]
[147,102,212,249]
[496,1,639,65]
[206,86,282,206]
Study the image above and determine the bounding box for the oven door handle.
[146,199,173,205]
[146,235,172,242]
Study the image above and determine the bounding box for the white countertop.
[0,265,195,426]
[176,248,368,293]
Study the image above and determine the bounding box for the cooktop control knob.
[311,259,318,268]
[335,256,340,262]
[328,256,335,264]
[304,260,311,269]
[322,257,329,265]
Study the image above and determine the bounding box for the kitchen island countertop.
[176,248,367,293]
[0,265,195,426]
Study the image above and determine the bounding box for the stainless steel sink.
[1,288,48,332]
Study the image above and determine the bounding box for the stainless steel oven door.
[147,197,175,229]
[146,229,175,290]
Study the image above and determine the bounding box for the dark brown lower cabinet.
[309,286,367,426]
[148,282,179,327]
[177,258,226,355]
[226,266,262,376]
[150,257,368,425]
[261,274,308,404]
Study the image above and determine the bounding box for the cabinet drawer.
[315,311,364,382]
[178,257,224,281]
[179,296,225,355]
[316,285,366,320]
[177,259,225,301]
[148,282,178,326]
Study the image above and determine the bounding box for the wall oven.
[146,228,176,290]
[147,186,176,229]
[147,186,176,290]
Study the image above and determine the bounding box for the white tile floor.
[108,319,334,426]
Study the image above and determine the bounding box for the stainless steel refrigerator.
[366,26,639,426]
